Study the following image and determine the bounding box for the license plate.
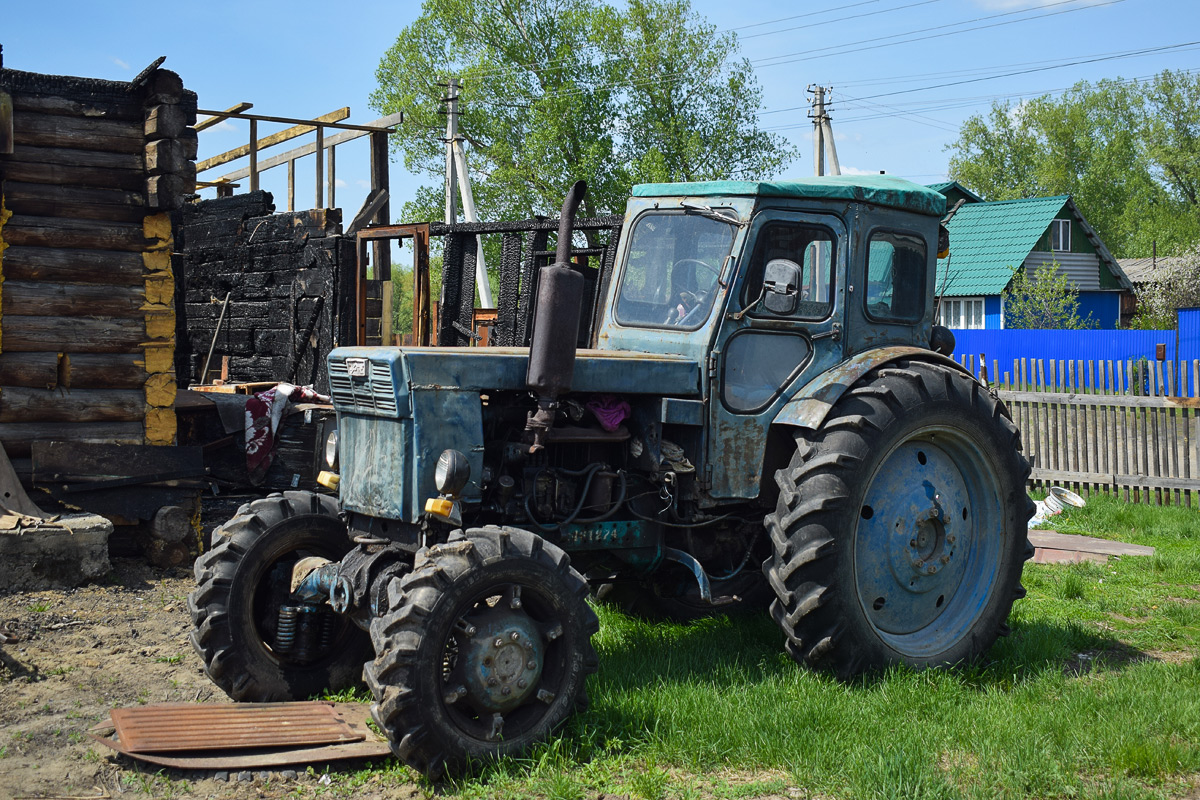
[345,358,368,378]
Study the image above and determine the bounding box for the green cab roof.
[632,175,947,217]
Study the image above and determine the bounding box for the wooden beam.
[193,102,253,133]
[0,388,146,424]
[8,143,142,171]
[196,108,395,132]
[3,181,148,224]
[213,112,404,182]
[1,246,145,285]
[13,112,143,154]
[3,281,146,318]
[2,160,145,193]
[2,215,151,252]
[1,316,148,353]
[196,107,349,172]
[0,422,145,459]
[370,130,392,281]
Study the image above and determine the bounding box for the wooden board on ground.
[1028,529,1155,565]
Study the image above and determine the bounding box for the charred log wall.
[0,60,197,466]
[175,191,353,393]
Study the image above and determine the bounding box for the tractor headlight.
[325,429,339,469]
[434,449,470,496]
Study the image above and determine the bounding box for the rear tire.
[188,491,371,701]
[764,361,1033,677]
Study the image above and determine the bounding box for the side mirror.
[763,259,801,315]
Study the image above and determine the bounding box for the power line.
[751,0,1126,69]
[739,0,948,40]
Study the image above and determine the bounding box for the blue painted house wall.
[985,296,1002,328]
[1076,291,1122,329]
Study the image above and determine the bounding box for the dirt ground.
[0,552,425,800]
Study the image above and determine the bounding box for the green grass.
[328,494,1200,799]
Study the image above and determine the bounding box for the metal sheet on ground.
[103,701,365,754]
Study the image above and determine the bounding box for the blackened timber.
[0,388,145,424]
[1,246,145,285]
[495,233,523,346]
[0,422,145,459]
[7,144,143,171]
[3,280,146,318]
[0,353,60,389]
[65,354,149,389]
[12,112,144,153]
[144,103,192,140]
[3,181,148,223]
[145,138,194,175]
[429,214,623,236]
[515,230,551,346]
[438,233,467,346]
[10,92,145,121]
[2,216,151,251]
[2,316,147,353]
[0,67,197,115]
[2,160,146,192]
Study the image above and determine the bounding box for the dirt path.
[0,558,422,800]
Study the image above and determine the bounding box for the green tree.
[1002,262,1095,330]
[371,0,796,226]
[946,71,1200,258]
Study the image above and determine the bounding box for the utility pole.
[440,78,494,308]
[442,78,459,224]
[808,85,841,177]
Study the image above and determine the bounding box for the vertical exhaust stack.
[525,180,588,453]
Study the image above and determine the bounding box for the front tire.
[764,361,1033,677]
[188,491,371,701]
[365,526,598,777]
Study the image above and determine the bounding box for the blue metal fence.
[949,310,1200,396]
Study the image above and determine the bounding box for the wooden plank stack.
[0,58,197,473]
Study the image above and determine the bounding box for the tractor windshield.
[614,212,736,329]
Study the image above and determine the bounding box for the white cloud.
[839,165,883,176]
[355,179,371,189]
[335,178,348,188]
[112,57,130,70]
[213,120,238,132]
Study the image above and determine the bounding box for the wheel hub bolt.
[487,677,498,687]
[517,678,527,689]
[527,660,536,670]
[926,565,937,574]
[947,534,956,544]
[914,559,925,569]
[501,686,511,696]
[494,638,504,648]
[940,555,951,565]
[510,631,520,641]
[931,509,939,518]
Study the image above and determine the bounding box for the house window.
[938,297,985,329]
[1051,219,1071,252]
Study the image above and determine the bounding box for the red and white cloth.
[245,383,330,484]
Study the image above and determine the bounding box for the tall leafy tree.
[946,71,1200,258]
[1002,262,1095,330]
[371,0,796,225]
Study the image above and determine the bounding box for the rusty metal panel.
[109,702,363,754]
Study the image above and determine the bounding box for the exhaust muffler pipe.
[525,180,587,453]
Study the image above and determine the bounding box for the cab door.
[706,209,847,500]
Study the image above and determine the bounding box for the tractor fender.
[773,345,975,432]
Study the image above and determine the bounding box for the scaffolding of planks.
[956,354,1200,507]
[0,58,197,477]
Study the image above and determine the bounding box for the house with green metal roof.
[930,188,1132,329]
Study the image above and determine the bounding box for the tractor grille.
[328,357,399,416]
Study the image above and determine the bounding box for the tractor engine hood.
[329,346,701,419]
[327,346,701,524]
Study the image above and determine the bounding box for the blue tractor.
[189,177,1033,776]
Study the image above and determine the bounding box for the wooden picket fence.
[955,356,1200,507]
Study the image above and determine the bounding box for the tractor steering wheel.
[662,259,722,326]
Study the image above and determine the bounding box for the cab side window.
[743,221,835,319]
[865,229,926,323]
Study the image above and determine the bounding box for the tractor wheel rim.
[853,425,1003,658]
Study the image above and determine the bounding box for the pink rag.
[586,395,631,432]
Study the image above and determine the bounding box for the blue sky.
[3,0,1197,220]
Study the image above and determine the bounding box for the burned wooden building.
[0,55,196,479]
